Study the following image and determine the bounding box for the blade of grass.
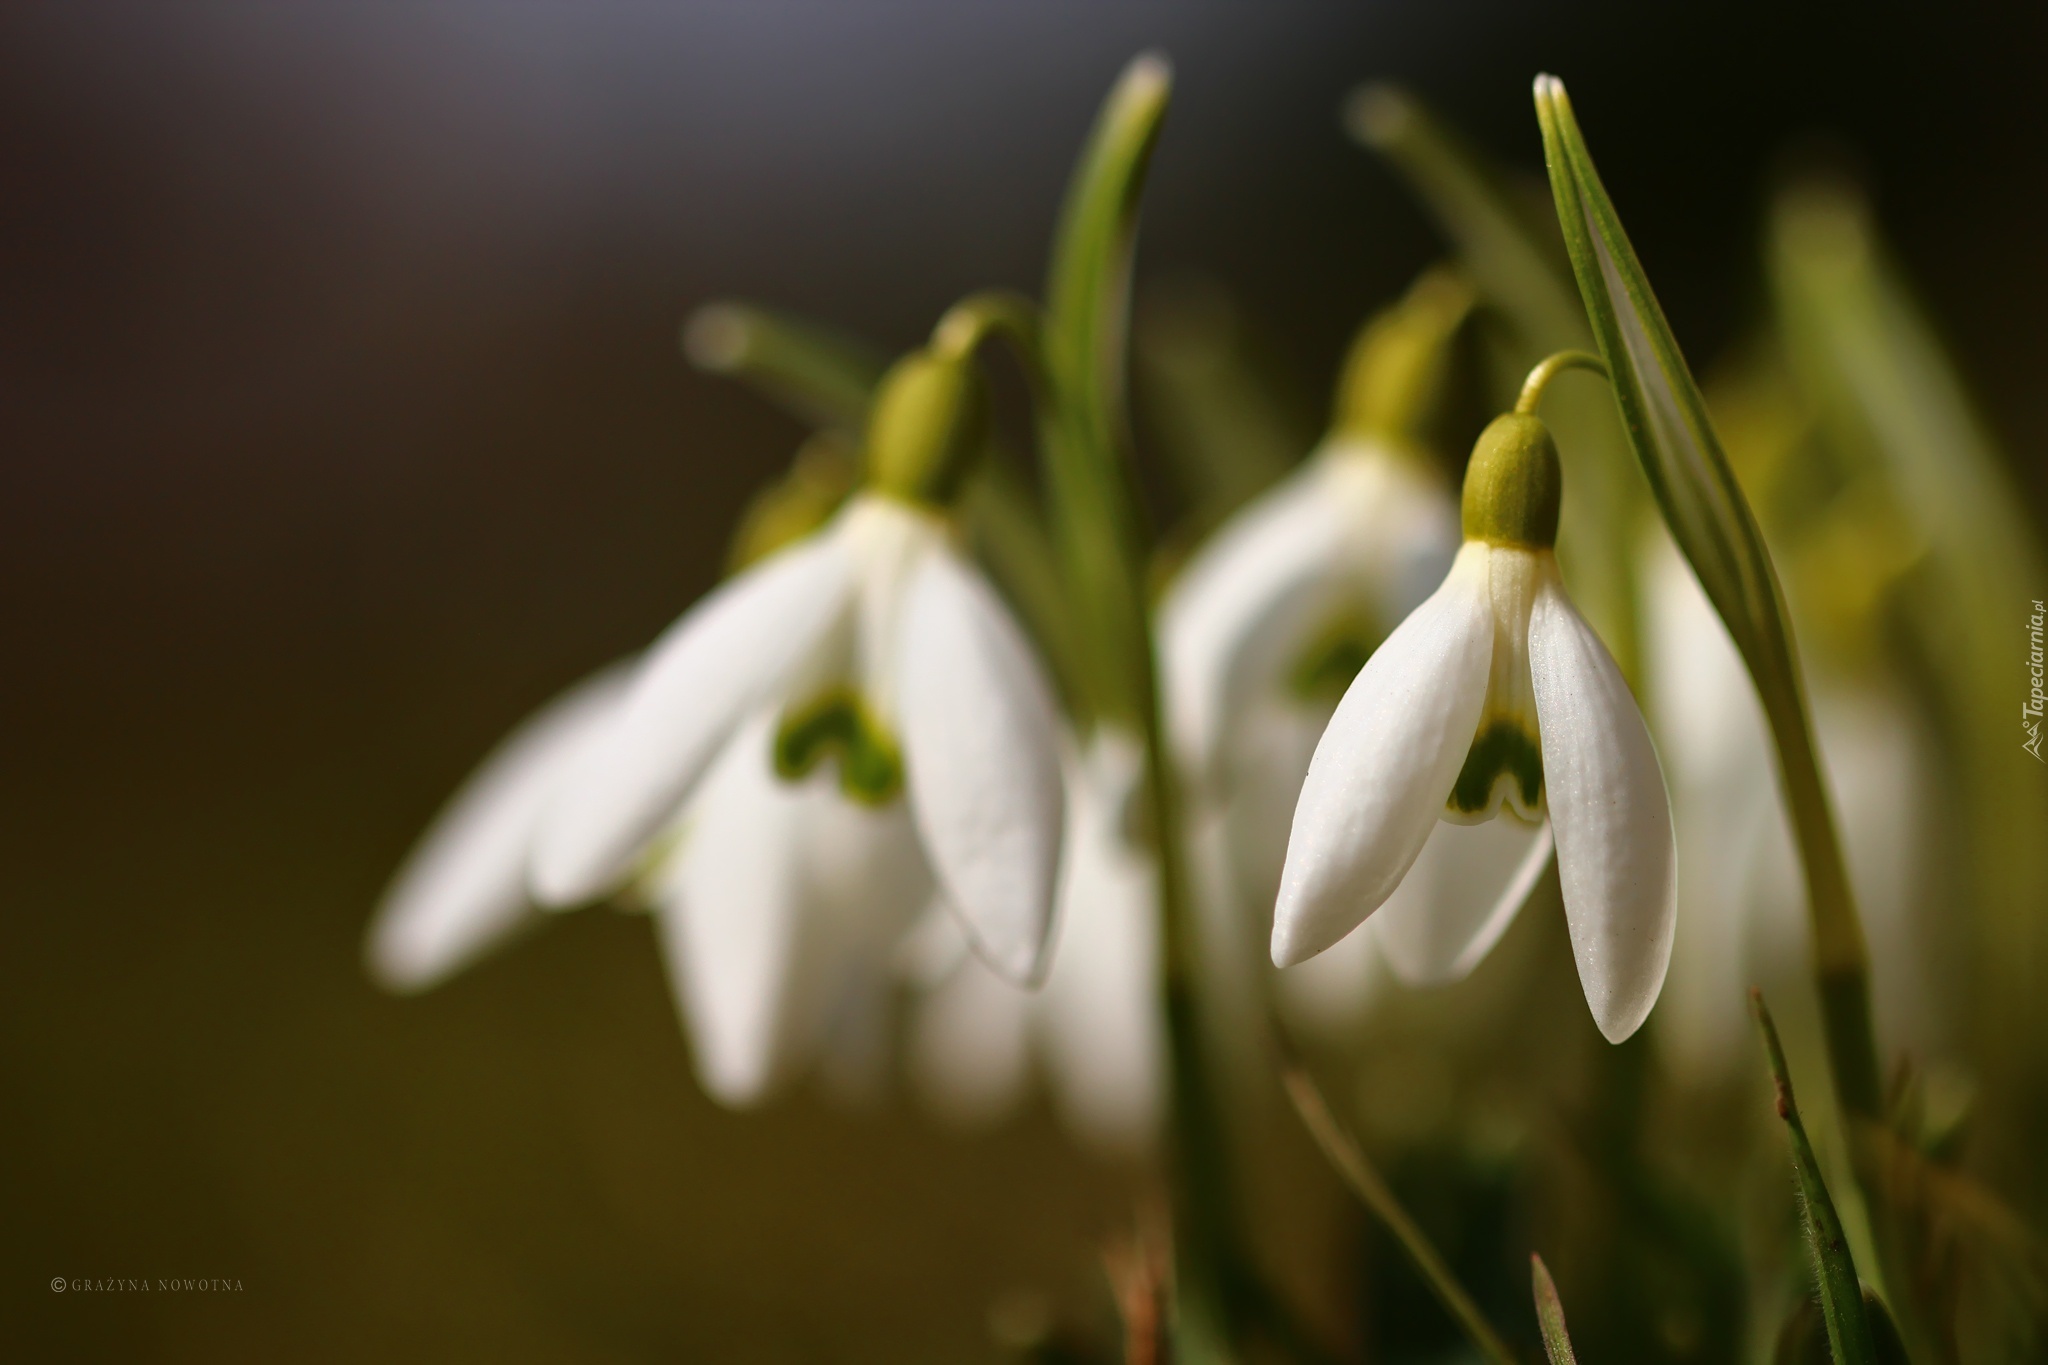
[1753,990,1879,1365]
[1282,1067,1518,1365]
[1530,1254,1579,1365]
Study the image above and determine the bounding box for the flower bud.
[864,348,991,508]
[1461,412,1562,549]
[1332,267,1473,445]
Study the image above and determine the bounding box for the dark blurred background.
[3,3,2043,1359]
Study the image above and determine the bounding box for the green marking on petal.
[1448,718,1543,816]
[773,687,905,806]
[1286,610,1386,703]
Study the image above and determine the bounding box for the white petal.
[1372,817,1552,985]
[1157,462,1352,784]
[650,715,809,1108]
[1529,577,1677,1043]
[907,927,1033,1129]
[896,546,1066,983]
[365,663,631,993]
[1036,730,1163,1154]
[530,532,853,905]
[1272,545,1494,967]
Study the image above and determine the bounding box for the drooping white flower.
[364,663,633,993]
[641,708,933,1106]
[531,489,1067,985]
[1272,412,1677,1043]
[904,728,1164,1154]
[1161,441,1458,1019]
[1642,534,1933,1071]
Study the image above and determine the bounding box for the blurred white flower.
[643,709,931,1106]
[1159,440,1457,1025]
[1643,536,1934,1072]
[1272,415,1676,1043]
[532,492,1067,984]
[904,728,1164,1155]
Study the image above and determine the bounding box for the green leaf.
[1530,1254,1580,1365]
[682,300,887,432]
[1533,76,1885,1137]
[1282,1068,1519,1365]
[1039,53,1172,727]
[1753,990,1881,1365]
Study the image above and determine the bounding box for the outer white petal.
[1271,545,1493,967]
[1157,462,1351,783]
[365,663,631,993]
[896,546,1066,983]
[650,715,808,1108]
[1529,577,1677,1043]
[1036,731,1163,1154]
[530,532,853,905]
[1371,816,1552,985]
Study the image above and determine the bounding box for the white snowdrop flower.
[531,349,1067,985]
[643,710,931,1107]
[1642,535,1933,1071]
[364,663,634,993]
[905,727,1164,1154]
[1159,276,1470,1032]
[1273,411,1677,1043]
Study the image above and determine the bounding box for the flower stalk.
[1532,73,1888,1142]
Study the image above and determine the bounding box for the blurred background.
[3,2,2044,1359]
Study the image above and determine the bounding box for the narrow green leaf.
[682,301,887,432]
[1533,76,1884,1137]
[1039,53,1172,726]
[1753,990,1880,1365]
[1283,1068,1519,1365]
[1530,1254,1580,1365]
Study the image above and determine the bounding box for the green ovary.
[774,688,904,805]
[1448,719,1543,816]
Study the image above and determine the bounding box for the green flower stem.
[1282,1068,1519,1365]
[1514,351,1608,416]
[681,301,887,431]
[1532,74,1887,1133]
[1753,991,1881,1365]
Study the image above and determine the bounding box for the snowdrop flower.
[904,727,1163,1154]
[1272,411,1677,1043]
[643,709,931,1106]
[1643,535,1933,1071]
[1159,275,1466,1026]
[531,347,1068,985]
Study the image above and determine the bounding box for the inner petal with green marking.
[1448,716,1544,818]
[774,687,905,806]
[1445,543,1548,824]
